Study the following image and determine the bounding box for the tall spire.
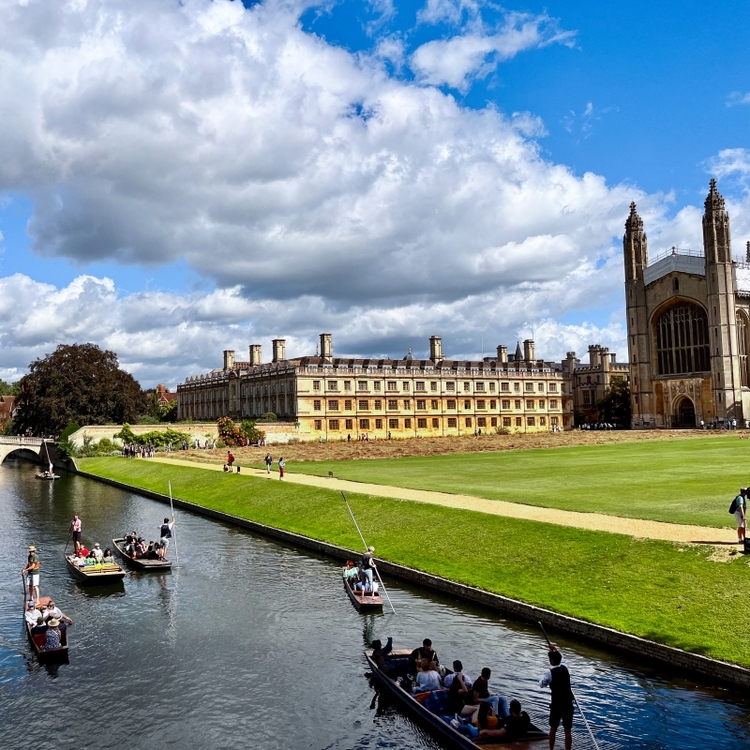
[703,179,731,264]
[623,202,648,281]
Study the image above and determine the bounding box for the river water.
[1,458,749,750]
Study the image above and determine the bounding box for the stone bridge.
[0,436,53,464]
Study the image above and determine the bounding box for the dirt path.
[150,456,738,546]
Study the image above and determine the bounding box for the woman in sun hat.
[44,619,61,650]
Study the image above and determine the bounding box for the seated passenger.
[85,550,98,565]
[467,667,509,718]
[478,699,531,740]
[473,701,501,731]
[31,616,48,637]
[446,661,476,717]
[72,552,87,567]
[413,658,442,693]
[25,600,41,626]
[342,560,359,584]
[44,619,62,650]
[92,543,104,560]
[79,544,90,557]
[102,549,115,564]
[408,639,439,675]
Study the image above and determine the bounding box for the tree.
[596,378,631,427]
[14,343,146,435]
[0,379,21,396]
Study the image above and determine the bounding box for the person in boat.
[446,663,475,716]
[465,667,509,718]
[79,543,90,558]
[72,550,87,567]
[21,545,41,603]
[144,542,160,560]
[371,637,394,676]
[69,514,83,552]
[360,546,376,595]
[30,616,48,640]
[85,549,98,565]
[413,658,442,693]
[443,659,473,690]
[44,619,62,650]
[158,516,176,560]
[477,699,532,741]
[408,638,439,675]
[102,548,115,564]
[91,543,104,561]
[539,648,574,750]
[25,600,42,626]
[342,560,359,586]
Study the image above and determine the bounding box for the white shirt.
[415,670,442,692]
[25,608,42,626]
[539,659,568,689]
[443,672,473,689]
[92,547,103,560]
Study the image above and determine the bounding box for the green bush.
[257,412,277,423]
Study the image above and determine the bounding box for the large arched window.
[738,312,750,388]
[655,301,710,375]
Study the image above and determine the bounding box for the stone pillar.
[430,336,443,362]
[249,345,262,365]
[320,333,332,360]
[523,339,535,363]
[272,339,286,363]
[497,345,507,364]
[223,350,235,371]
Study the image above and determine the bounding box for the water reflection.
[0,459,749,750]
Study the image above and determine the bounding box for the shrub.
[257,412,277,423]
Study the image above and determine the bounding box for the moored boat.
[112,537,172,571]
[25,596,69,662]
[344,575,383,612]
[365,648,548,749]
[65,553,126,584]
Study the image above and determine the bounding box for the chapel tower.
[703,179,741,419]
[623,202,653,425]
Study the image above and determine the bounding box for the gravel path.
[151,456,739,546]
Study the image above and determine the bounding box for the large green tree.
[14,343,146,435]
[0,379,21,396]
[596,377,632,427]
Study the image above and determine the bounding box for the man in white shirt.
[443,660,473,689]
[92,543,104,561]
[25,600,42,626]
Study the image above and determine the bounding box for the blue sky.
[0,0,749,386]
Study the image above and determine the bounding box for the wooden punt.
[25,596,69,662]
[112,537,172,571]
[344,576,383,612]
[65,554,126,584]
[365,648,548,749]
[35,473,60,480]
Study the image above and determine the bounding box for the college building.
[177,335,573,440]
[625,179,750,428]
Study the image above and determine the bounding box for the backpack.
[729,497,738,514]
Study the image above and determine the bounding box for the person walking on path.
[278,457,285,480]
[265,453,273,474]
[539,647,574,750]
[69,514,82,552]
[22,545,41,603]
[227,451,234,468]
[734,488,746,544]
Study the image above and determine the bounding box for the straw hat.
[28,545,36,552]
[47,618,60,627]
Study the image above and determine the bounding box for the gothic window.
[737,313,750,388]
[655,302,710,375]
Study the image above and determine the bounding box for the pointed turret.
[703,178,731,264]
[623,202,648,281]
[514,341,522,361]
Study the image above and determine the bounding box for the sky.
[1,0,749,387]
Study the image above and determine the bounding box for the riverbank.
[78,456,750,680]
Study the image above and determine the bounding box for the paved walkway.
[150,456,738,545]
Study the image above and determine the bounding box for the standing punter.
[539,647,574,750]
[69,514,82,552]
[158,516,176,560]
[22,545,41,603]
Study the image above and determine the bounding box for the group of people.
[371,637,575,750]
[263,453,285,478]
[25,599,72,651]
[122,517,175,561]
[121,443,156,458]
[70,543,116,567]
[342,549,378,595]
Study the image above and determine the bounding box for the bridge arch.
[0,437,48,465]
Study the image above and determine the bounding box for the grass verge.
[277,436,748,527]
[80,456,750,667]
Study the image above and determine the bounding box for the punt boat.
[112,537,172,571]
[344,575,383,612]
[64,553,126,584]
[365,648,548,749]
[25,596,69,662]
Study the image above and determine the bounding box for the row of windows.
[311,380,558,393]
[312,416,560,430]
[312,398,559,411]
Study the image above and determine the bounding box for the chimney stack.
[223,350,235,371]
[320,333,332,360]
[497,345,508,364]
[523,339,535,363]
[249,344,262,366]
[429,335,443,362]
[272,339,286,363]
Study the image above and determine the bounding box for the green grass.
[80,456,750,667]
[277,436,749,527]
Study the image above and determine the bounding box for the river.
[1,458,749,750]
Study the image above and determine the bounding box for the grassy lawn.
[275,436,749,527]
[80,456,750,667]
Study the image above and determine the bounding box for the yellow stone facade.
[177,335,571,440]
